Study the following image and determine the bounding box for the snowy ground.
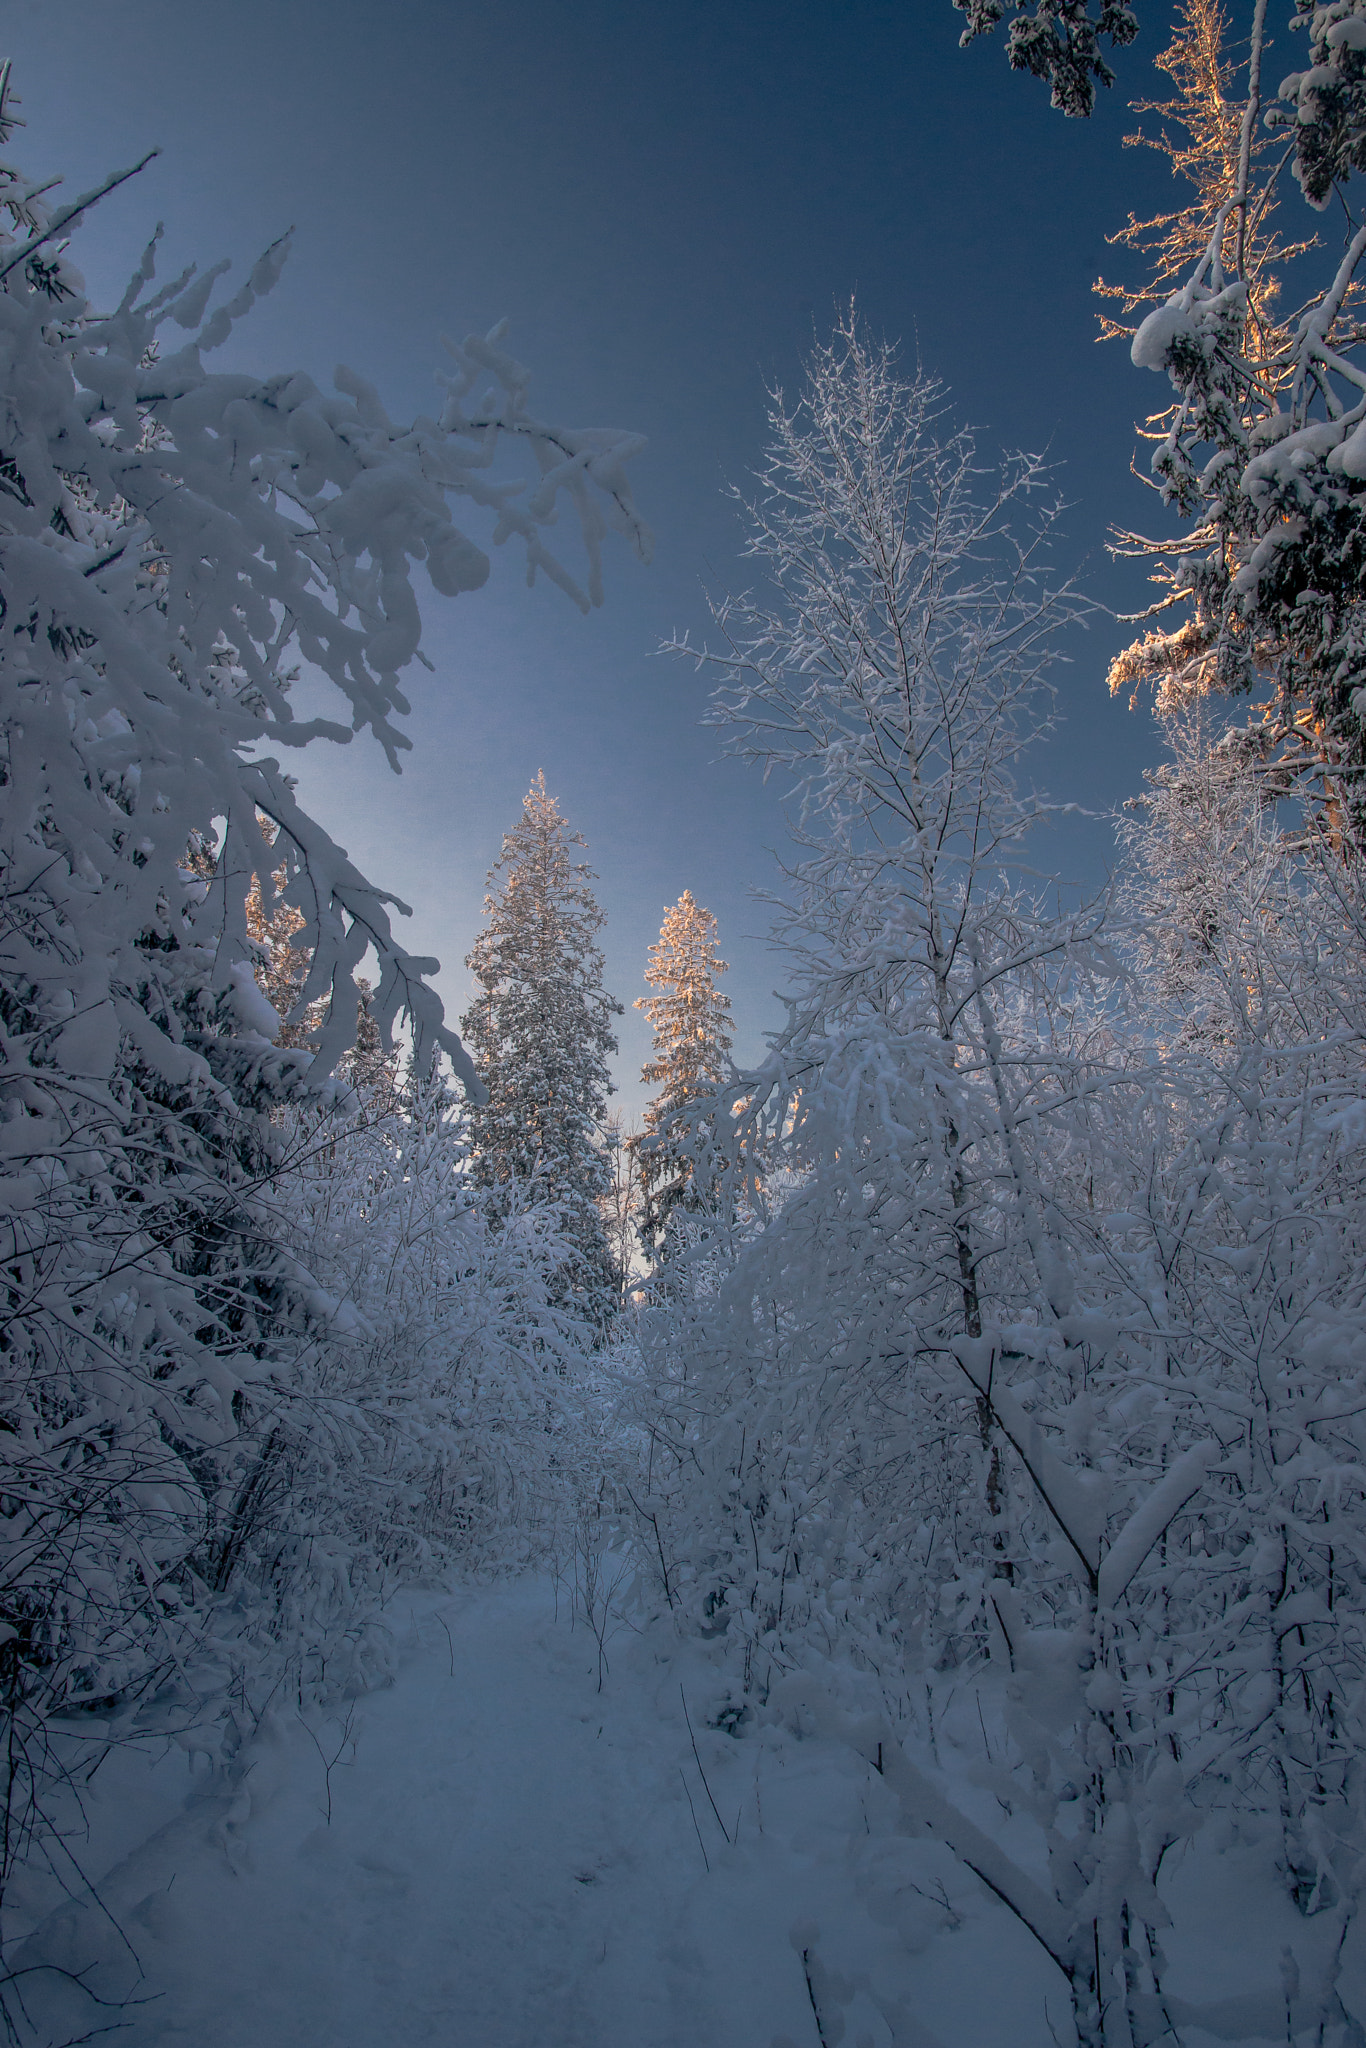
[9,1579,1364,2047]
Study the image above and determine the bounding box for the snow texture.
[13,1583,1364,2048]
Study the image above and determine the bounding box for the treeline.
[615,5,1366,2036]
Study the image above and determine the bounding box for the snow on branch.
[0,152,649,1085]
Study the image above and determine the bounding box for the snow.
[12,1578,1364,2048]
[49,1001,119,1078]
[1094,1441,1220,1606]
[15,1581,1059,2048]
[225,961,282,1043]
[6,97,1366,2048]
[1131,296,1196,372]
[1329,416,1366,478]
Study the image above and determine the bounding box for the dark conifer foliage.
[462,776,624,1327]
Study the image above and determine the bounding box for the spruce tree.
[634,891,733,1252]
[461,775,623,1324]
[964,0,1366,848]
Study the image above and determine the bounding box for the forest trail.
[15,1579,1054,2048]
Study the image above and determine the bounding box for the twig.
[624,1482,676,1608]
[801,1947,830,2048]
[679,1685,732,1844]
[976,1691,993,1762]
[300,1706,357,1826]
[678,1767,710,1873]
[0,150,161,283]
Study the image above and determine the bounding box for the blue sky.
[6,0,1206,1117]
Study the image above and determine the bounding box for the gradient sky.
[6,0,1207,1118]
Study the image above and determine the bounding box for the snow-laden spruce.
[0,73,645,1937]
[633,890,734,1257]
[461,775,625,1329]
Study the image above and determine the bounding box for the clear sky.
[6,0,1205,1119]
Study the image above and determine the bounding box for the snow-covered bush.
[273,1061,599,1588]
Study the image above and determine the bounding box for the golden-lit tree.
[1095,0,1311,362]
[633,890,733,1254]
[1095,0,1324,723]
[967,0,1366,842]
[246,852,314,1048]
[244,820,399,1100]
[1073,0,1366,847]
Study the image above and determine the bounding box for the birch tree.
[638,309,1366,2044]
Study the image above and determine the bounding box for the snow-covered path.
[18,1576,1366,2047]
[15,1583,1057,2048]
[121,1580,761,2048]
[145,1580,841,2048]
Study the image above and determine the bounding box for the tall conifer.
[461,776,623,1324]
[634,891,733,1251]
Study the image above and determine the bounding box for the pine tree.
[243,820,399,1104]
[953,0,1138,119]
[461,775,623,1325]
[245,815,320,1050]
[633,891,733,1252]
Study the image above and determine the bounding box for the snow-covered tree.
[1113,706,1366,1916]
[0,62,646,1930]
[1116,694,1308,1042]
[953,0,1138,118]
[1092,0,1313,363]
[637,312,1366,2045]
[633,890,733,1253]
[461,775,624,1326]
[644,316,1078,1678]
[968,0,1366,846]
[598,1111,646,1301]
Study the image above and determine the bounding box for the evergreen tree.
[1092,0,1312,365]
[964,0,1366,847]
[244,816,321,1050]
[461,775,623,1325]
[633,891,733,1252]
